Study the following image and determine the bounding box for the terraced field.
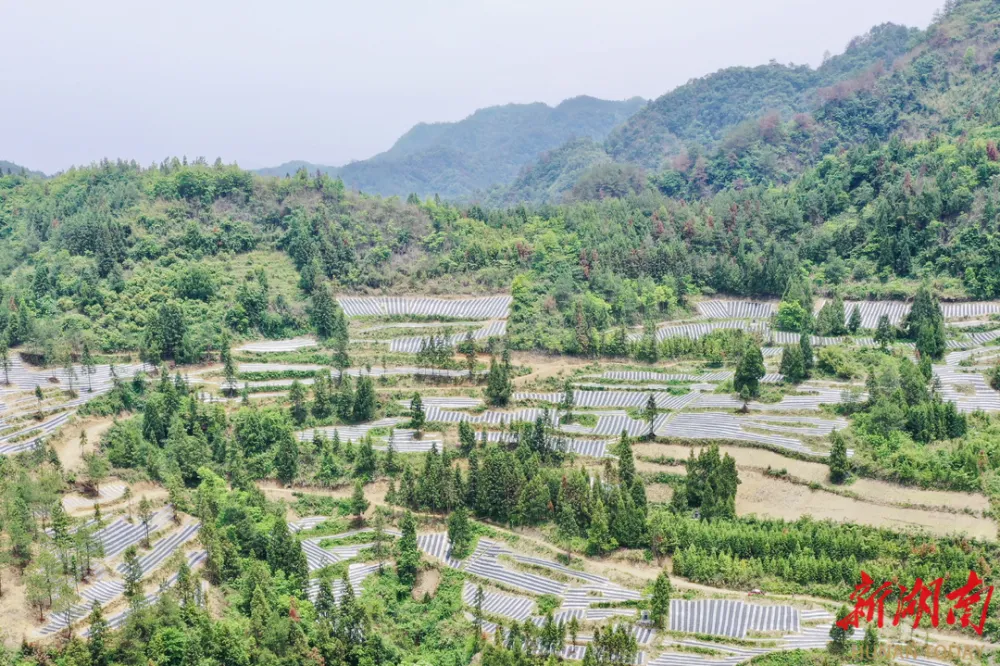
[0,355,152,455]
[9,291,996,665]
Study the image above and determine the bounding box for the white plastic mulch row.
[668,599,799,639]
[388,320,507,353]
[63,483,129,510]
[337,295,512,320]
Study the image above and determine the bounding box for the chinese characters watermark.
[837,570,994,635]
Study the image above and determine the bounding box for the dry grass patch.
[737,469,996,539]
[633,442,989,514]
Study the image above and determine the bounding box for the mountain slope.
[497,23,920,203]
[255,95,645,199]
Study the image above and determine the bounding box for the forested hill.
[0,160,45,178]
[255,95,645,199]
[493,22,921,203]
[5,1,1000,361]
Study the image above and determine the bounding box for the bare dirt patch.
[51,415,116,471]
[510,352,591,387]
[259,479,390,519]
[412,567,441,601]
[633,442,989,514]
[737,469,996,539]
[0,568,35,648]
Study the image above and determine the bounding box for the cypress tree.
[409,393,425,432]
[352,374,377,422]
[905,284,946,360]
[88,600,109,666]
[799,332,814,372]
[733,340,765,399]
[289,380,308,425]
[275,430,299,486]
[616,431,636,486]
[779,344,806,383]
[643,394,658,440]
[875,314,894,350]
[828,605,854,655]
[336,375,354,422]
[829,431,849,484]
[350,480,369,525]
[447,505,472,558]
[586,497,616,556]
[650,571,672,628]
[847,304,862,334]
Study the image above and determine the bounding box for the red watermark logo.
[837,571,994,635]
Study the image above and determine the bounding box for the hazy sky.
[2,0,943,174]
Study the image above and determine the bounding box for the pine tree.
[905,284,946,360]
[557,497,579,538]
[275,431,299,486]
[51,501,71,569]
[829,431,849,484]
[458,420,476,454]
[375,432,394,475]
[355,436,378,480]
[315,577,337,620]
[396,511,420,587]
[466,447,480,510]
[353,374,377,422]
[861,623,878,662]
[643,394,658,440]
[447,505,472,559]
[88,600,109,666]
[350,480,369,526]
[81,342,96,392]
[847,304,862,334]
[461,331,477,379]
[561,378,575,423]
[875,314,894,350]
[409,392,425,433]
[250,584,272,643]
[137,497,153,547]
[650,571,672,628]
[485,353,512,406]
[310,285,342,340]
[799,333,814,372]
[733,340,765,399]
[568,615,580,647]
[816,294,846,336]
[779,345,806,383]
[0,335,10,385]
[336,375,354,422]
[616,431,636,486]
[828,605,854,655]
[122,545,144,610]
[289,380,308,425]
[586,497,616,556]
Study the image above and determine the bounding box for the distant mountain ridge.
[0,160,45,178]
[255,95,646,199]
[258,22,921,204]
